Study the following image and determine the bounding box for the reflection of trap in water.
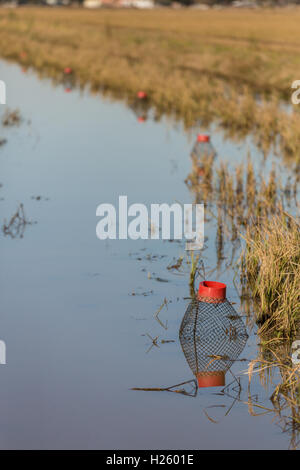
[129,96,150,122]
[179,281,248,387]
[191,135,216,160]
[62,71,75,93]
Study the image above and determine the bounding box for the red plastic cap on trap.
[137,91,147,99]
[197,134,210,143]
[197,371,225,388]
[198,281,226,301]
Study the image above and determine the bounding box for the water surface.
[0,60,296,449]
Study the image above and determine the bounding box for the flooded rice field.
[0,59,299,450]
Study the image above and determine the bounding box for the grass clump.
[186,153,298,228]
[241,213,300,338]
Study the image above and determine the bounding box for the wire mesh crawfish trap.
[179,281,248,388]
[191,135,217,160]
[129,91,149,122]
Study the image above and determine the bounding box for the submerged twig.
[2,203,34,239]
[131,379,198,397]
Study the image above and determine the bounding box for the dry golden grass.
[186,151,298,221]
[1,7,300,158]
[186,152,299,338]
[241,212,300,339]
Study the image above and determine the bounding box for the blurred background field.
[1,6,300,158]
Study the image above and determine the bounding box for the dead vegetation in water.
[186,153,299,339]
[245,341,300,449]
[2,108,21,127]
[2,203,34,238]
[131,379,197,397]
[184,153,300,443]
[1,8,300,160]
[154,298,168,330]
[186,153,299,270]
[186,153,298,222]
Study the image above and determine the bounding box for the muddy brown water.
[0,59,297,449]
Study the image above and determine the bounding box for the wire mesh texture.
[179,298,248,378]
[191,141,216,161]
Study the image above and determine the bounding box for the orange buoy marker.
[197,134,210,143]
[191,134,217,162]
[137,91,147,100]
[198,280,227,302]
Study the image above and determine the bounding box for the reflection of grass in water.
[186,252,202,297]
[2,8,300,160]
[186,152,298,227]
[245,340,300,449]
